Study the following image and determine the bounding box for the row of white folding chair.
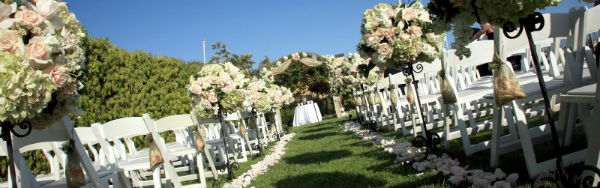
[434,22,582,157]
[486,7,600,178]
[353,89,369,123]
[92,113,211,188]
[557,6,600,181]
[557,16,600,182]
[0,116,125,188]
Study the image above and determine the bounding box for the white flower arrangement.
[268,85,293,109]
[428,0,561,59]
[188,62,248,120]
[357,1,444,70]
[245,78,272,112]
[0,0,86,129]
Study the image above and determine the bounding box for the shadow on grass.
[274,172,386,188]
[303,126,335,133]
[297,132,337,140]
[389,172,450,188]
[284,150,352,165]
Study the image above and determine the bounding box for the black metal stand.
[1,121,32,188]
[402,62,441,158]
[215,105,239,181]
[249,109,266,158]
[500,12,600,188]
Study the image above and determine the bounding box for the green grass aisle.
[249,118,451,188]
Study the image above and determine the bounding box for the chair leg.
[490,104,504,167]
[579,103,600,184]
[117,170,132,188]
[511,100,540,178]
[196,154,207,188]
[153,165,162,188]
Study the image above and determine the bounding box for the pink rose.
[202,100,212,109]
[0,29,25,54]
[15,9,43,26]
[223,84,234,92]
[219,72,231,84]
[26,36,52,69]
[208,92,218,103]
[57,81,79,99]
[191,85,202,95]
[365,34,381,47]
[49,65,70,87]
[409,26,423,38]
[377,43,393,59]
[376,27,395,41]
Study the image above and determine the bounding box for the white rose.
[402,8,418,21]
[0,29,25,55]
[409,25,423,38]
[0,3,15,22]
[33,0,65,29]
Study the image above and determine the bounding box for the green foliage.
[75,37,201,127]
[273,61,329,93]
[208,41,255,73]
[208,41,232,64]
[229,53,255,72]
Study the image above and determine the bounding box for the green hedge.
[0,37,202,181]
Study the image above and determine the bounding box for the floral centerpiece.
[188,62,248,120]
[427,0,561,59]
[357,1,444,70]
[268,85,293,109]
[259,67,273,84]
[245,78,272,112]
[0,0,86,129]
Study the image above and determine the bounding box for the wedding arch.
[268,52,348,118]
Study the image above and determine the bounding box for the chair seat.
[17,166,116,188]
[117,143,197,170]
[566,84,596,95]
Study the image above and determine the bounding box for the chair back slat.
[100,117,148,140]
[155,114,195,132]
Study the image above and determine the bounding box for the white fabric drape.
[292,101,322,126]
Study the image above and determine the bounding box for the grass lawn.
[249,118,453,188]
[245,115,587,188]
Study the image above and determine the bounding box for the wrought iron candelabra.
[250,109,267,157]
[215,103,240,181]
[1,121,33,188]
[401,61,441,158]
[500,12,600,188]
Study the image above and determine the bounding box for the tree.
[208,41,232,63]
[257,56,272,70]
[248,56,271,77]
[228,53,255,72]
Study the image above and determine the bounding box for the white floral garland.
[341,121,520,188]
[222,133,296,188]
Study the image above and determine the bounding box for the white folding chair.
[1,116,120,188]
[92,114,183,188]
[488,9,596,178]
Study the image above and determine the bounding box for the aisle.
[249,118,450,188]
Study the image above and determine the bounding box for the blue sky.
[63,0,593,68]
